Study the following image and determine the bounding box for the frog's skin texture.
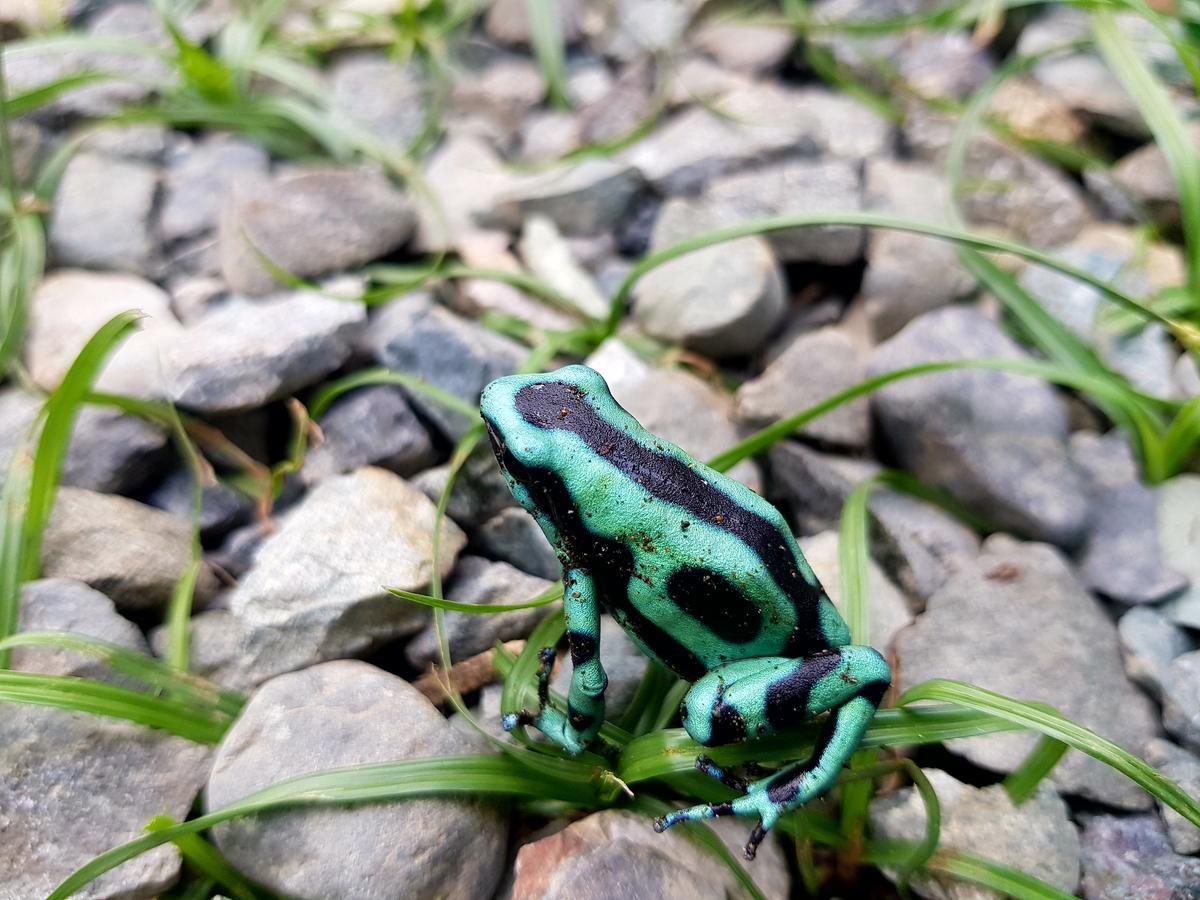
[480,364,891,859]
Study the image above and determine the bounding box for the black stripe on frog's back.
[514,380,829,654]
[485,415,708,680]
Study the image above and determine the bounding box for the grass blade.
[0,671,229,743]
[145,816,261,900]
[1003,735,1070,805]
[49,754,601,900]
[523,0,571,109]
[838,478,875,646]
[6,72,115,117]
[898,678,1200,828]
[863,840,1074,899]
[20,312,142,583]
[604,212,1177,340]
[308,366,481,420]
[1094,6,1200,300]
[386,583,563,615]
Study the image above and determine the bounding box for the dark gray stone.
[736,326,870,448]
[14,578,149,682]
[1079,814,1200,899]
[147,469,253,540]
[632,197,785,359]
[229,468,466,684]
[49,152,157,273]
[369,293,523,440]
[895,534,1159,809]
[1118,606,1195,701]
[1144,739,1200,855]
[207,661,508,900]
[149,609,261,693]
[768,440,879,535]
[219,166,415,295]
[870,770,1080,900]
[478,507,561,581]
[160,134,269,243]
[702,158,864,264]
[163,293,365,414]
[0,704,209,900]
[301,385,436,486]
[412,445,517,529]
[406,556,556,669]
[63,406,169,495]
[510,809,789,900]
[41,487,218,613]
[868,306,1089,547]
[1162,651,1200,755]
[1072,432,1187,604]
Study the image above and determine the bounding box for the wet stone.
[478,507,562,581]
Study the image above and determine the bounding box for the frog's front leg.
[502,568,607,754]
[655,646,891,859]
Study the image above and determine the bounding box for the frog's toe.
[653,799,737,833]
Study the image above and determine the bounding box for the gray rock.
[768,440,878,535]
[160,134,269,244]
[13,578,149,682]
[519,109,584,163]
[870,769,1080,900]
[301,385,436,485]
[412,445,518,528]
[453,230,579,332]
[41,487,218,613]
[799,531,913,652]
[1118,607,1195,701]
[895,534,1159,809]
[587,338,761,490]
[577,59,654,147]
[406,556,556,670]
[517,216,610,320]
[0,704,210,900]
[414,134,513,251]
[632,197,785,358]
[1162,651,1200,755]
[7,119,43,184]
[219,166,415,295]
[229,468,466,683]
[49,152,157,273]
[1160,475,1200,629]
[78,123,168,161]
[625,83,888,193]
[691,20,795,74]
[1079,814,1200,899]
[451,55,546,133]
[1113,125,1200,230]
[703,158,864,264]
[1020,245,1176,398]
[1175,353,1200,400]
[148,469,253,540]
[858,158,974,340]
[330,52,427,153]
[1018,6,1162,136]
[207,660,507,900]
[1073,432,1188,604]
[150,609,261,693]
[369,293,523,439]
[25,269,183,397]
[6,2,169,118]
[550,615,651,722]
[868,306,1089,547]
[598,0,693,63]
[485,158,642,236]
[64,406,169,494]
[163,292,365,413]
[736,326,869,448]
[478,507,562,581]
[510,808,789,900]
[1144,739,1200,855]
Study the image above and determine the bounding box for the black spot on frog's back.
[666,566,763,644]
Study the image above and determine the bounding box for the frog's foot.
[501,647,591,755]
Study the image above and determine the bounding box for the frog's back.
[507,366,850,678]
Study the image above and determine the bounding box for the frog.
[479,363,891,860]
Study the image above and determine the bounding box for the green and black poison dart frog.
[480,364,891,860]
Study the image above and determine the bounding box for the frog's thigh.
[681,647,890,747]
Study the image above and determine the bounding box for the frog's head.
[480,364,613,517]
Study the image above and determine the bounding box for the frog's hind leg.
[654,646,891,859]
